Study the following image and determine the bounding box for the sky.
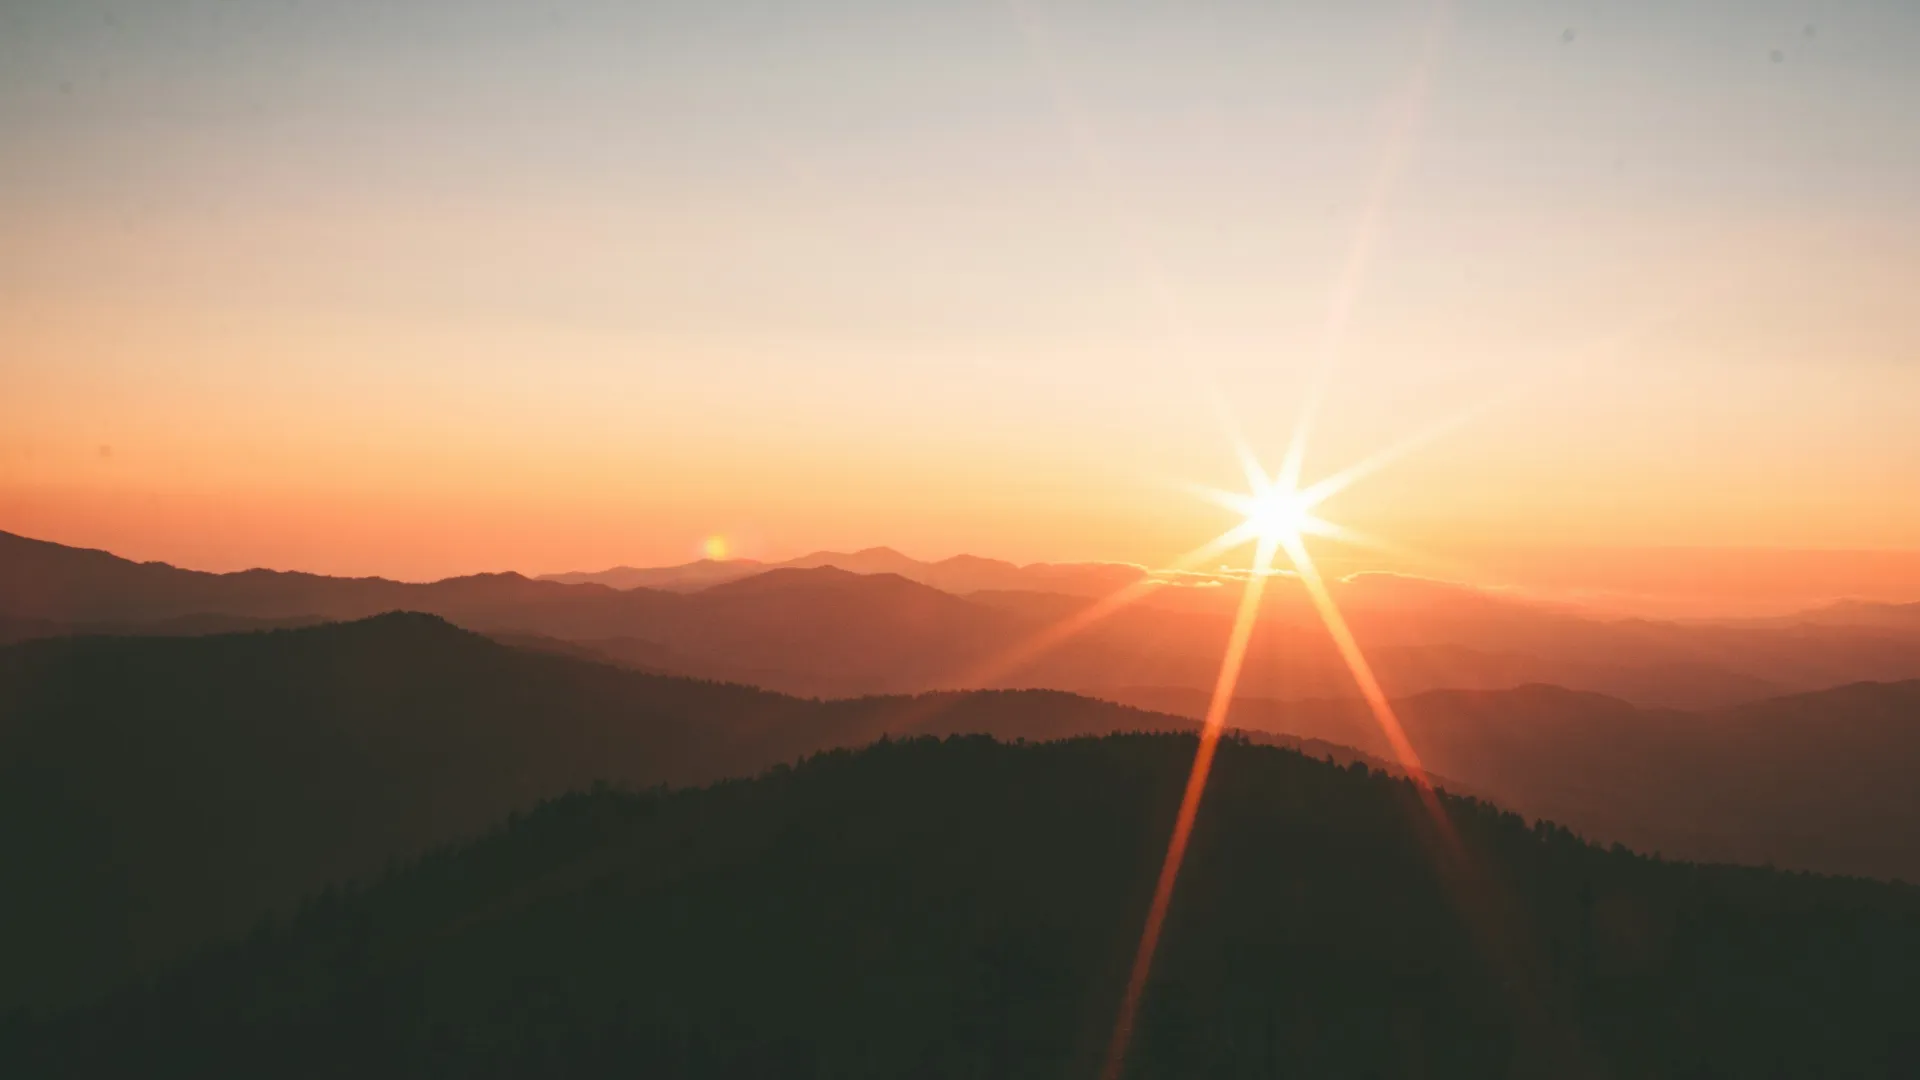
[3,0,1918,609]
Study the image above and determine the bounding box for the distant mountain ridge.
[9,528,1920,710]
[537,557,766,590]
[1106,678,1920,881]
[538,544,1149,597]
[1741,598,1920,630]
[0,529,589,624]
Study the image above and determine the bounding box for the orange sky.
[4,2,1918,612]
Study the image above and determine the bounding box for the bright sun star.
[1193,446,1351,563]
[1100,430,1454,1080]
[1223,476,1329,551]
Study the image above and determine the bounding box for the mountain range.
[7,612,1920,1017]
[1111,680,1920,881]
[7,528,1920,709]
[537,546,1149,597]
[0,614,1393,1013]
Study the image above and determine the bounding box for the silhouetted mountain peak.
[698,565,949,601]
[527,543,1138,599]
[1783,598,1920,629]
[782,546,925,576]
[1730,678,1920,717]
[932,552,1013,567]
[537,558,766,589]
[703,564,859,589]
[331,609,465,635]
[438,571,532,585]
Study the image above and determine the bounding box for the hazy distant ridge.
[9,528,1920,710]
[538,545,1149,597]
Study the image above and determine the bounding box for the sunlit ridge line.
[1298,389,1506,509]
[1097,535,1279,1080]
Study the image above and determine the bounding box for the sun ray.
[1204,386,1274,496]
[1277,0,1448,505]
[1297,298,1704,518]
[1279,531,1591,1068]
[1299,520,1492,588]
[1298,392,1508,508]
[1145,434,1591,1070]
[1103,429,1599,1080]
[1101,381,1486,1079]
[1098,534,1280,1080]
[860,518,1279,763]
[1233,431,1273,497]
[1001,12,1594,1077]
[947,524,1256,690]
[1280,535,1437,786]
[1184,481,1259,518]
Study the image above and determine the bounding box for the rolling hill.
[7,734,1919,1077]
[0,614,1392,1013]
[1106,680,1920,880]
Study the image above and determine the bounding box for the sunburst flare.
[1099,430,1469,1080]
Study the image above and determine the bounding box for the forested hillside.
[0,614,1375,1011]
[7,735,1917,1078]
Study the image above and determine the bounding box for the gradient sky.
[3,1,1918,606]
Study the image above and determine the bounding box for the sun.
[1234,480,1325,549]
[1197,464,1342,557]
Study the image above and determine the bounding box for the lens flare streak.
[1281,535,1435,792]
[1097,535,1281,1080]
[1096,448,1468,1080]
[948,525,1258,690]
[1100,443,1585,1078]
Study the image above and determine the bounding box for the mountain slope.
[0,528,596,623]
[1107,680,1920,880]
[1771,599,1920,630]
[0,615,1389,1012]
[9,735,1919,1078]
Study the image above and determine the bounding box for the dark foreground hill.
[0,614,1388,1013]
[6,734,1919,1078]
